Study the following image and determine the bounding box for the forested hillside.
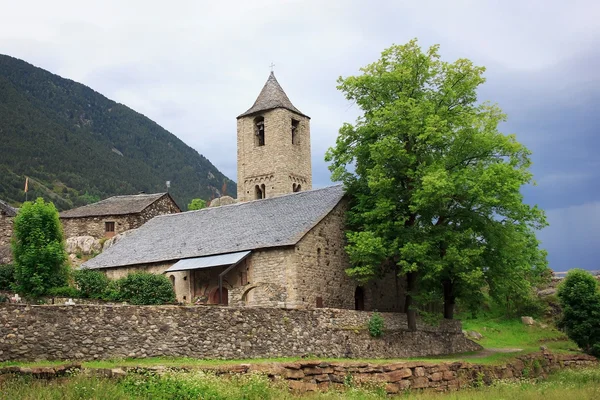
[0,55,236,210]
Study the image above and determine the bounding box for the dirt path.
[463,348,523,359]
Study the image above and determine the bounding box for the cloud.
[538,202,600,271]
[0,0,598,271]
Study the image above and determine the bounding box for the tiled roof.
[237,72,308,118]
[0,200,17,217]
[83,185,344,269]
[60,193,170,218]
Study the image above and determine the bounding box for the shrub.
[102,280,122,302]
[557,269,600,357]
[11,198,69,296]
[116,272,176,305]
[368,312,385,337]
[74,269,109,299]
[0,264,15,290]
[46,286,81,298]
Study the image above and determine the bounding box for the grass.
[0,366,599,399]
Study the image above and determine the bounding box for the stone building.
[0,200,17,264]
[237,72,311,201]
[60,193,180,239]
[83,73,405,311]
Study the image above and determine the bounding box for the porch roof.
[164,250,251,273]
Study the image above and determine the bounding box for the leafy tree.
[11,198,69,296]
[326,40,548,328]
[188,198,207,211]
[557,269,600,356]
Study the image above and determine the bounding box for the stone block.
[430,372,443,382]
[414,367,425,377]
[412,376,429,389]
[284,368,305,379]
[385,368,412,382]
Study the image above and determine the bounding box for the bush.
[46,286,81,298]
[557,269,600,357]
[11,198,69,296]
[116,272,176,305]
[368,312,385,337]
[102,280,122,302]
[0,264,15,290]
[74,269,109,299]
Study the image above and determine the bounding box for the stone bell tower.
[236,72,312,202]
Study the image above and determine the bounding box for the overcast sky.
[1,0,598,272]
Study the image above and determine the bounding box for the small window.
[241,271,248,286]
[316,296,324,308]
[254,116,265,147]
[105,221,115,237]
[291,119,299,144]
[169,275,175,287]
[293,183,301,193]
[255,185,265,200]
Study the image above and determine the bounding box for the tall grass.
[1,367,599,400]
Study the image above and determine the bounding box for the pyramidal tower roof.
[238,72,309,119]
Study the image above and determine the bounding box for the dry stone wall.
[0,304,479,362]
[0,215,13,264]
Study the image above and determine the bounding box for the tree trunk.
[443,279,455,319]
[405,272,417,331]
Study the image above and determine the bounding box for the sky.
[0,0,598,272]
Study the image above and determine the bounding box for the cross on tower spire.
[269,62,275,72]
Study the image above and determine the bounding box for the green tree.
[11,198,69,296]
[326,40,548,328]
[557,269,600,356]
[187,198,207,211]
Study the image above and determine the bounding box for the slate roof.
[83,185,345,269]
[0,200,17,217]
[60,193,173,218]
[237,72,309,119]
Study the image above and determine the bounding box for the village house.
[0,200,17,264]
[83,73,405,311]
[59,192,180,239]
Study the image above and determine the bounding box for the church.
[83,73,404,311]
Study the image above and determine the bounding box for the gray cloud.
[1,0,598,271]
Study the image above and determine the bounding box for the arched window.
[254,116,265,146]
[291,119,299,144]
[169,275,175,287]
[293,183,301,192]
[354,287,365,311]
[255,185,264,200]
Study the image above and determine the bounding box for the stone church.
[84,73,404,311]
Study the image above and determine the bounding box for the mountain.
[0,54,236,211]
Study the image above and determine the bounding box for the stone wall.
[0,304,480,362]
[0,214,13,264]
[61,194,180,239]
[237,108,312,201]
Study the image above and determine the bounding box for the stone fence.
[0,351,596,394]
[0,304,479,362]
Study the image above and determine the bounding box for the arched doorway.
[209,287,229,306]
[354,287,365,311]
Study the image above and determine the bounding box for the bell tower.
[236,72,312,202]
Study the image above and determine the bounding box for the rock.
[537,288,556,297]
[412,376,429,389]
[521,316,535,326]
[209,196,237,207]
[65,236,101,255]
[102,230,135,251]
[385,368,412,382]
[466,331,483,340]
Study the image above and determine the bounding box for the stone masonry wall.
[0,214,13,264]
[0,304,480,362]
[237,108,312,201]
[61,194,180,239]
